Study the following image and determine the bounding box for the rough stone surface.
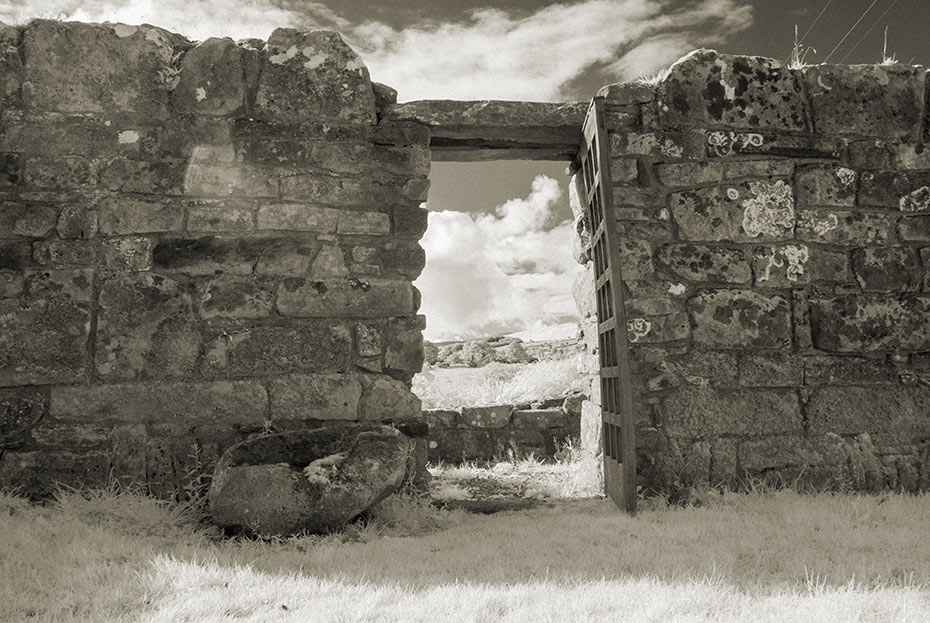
[662,385,801,439]
[810,296,930,352]
[687,290,791,349]
[657,50,807,131]
[0,22,428,499]
[656,244,751,283]
[0,270,91,386]
[803,64,924,141]
[254,29,376,125]
[208,425,415,535]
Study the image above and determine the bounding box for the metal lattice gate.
[579,97,637,514]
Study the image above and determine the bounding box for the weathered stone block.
[268,374,362,420]
[153,236,264,275]
[276,278,414,318]
[101,237,154,271]
[22,21,189,117]
[0,270,90,385]
[172,38,247,116]
[661,385,801,439]
[688,289,791,349]
[257,203,340,232]
[655,243,751,283]
[358,375,421,420]
[24,156,94,189]
[807,385,930,442]
[422,409,458,429]
[254,238,319,276]
[810,296,930,352]
[96,272,199,380]
[98,158,186,194]
[381,241,425,279]
[723,159,793,180]
[201,320,352,377]
[0,270,23,297]
[254,29,376,125]
[850,247,921,292]
[0,449,111,497]
[512,409,570,429]
[1,241,32,270]
[392,205,429,239]
[670,181,794,242]
[460,405,512,429]
[0,387,48,448]
[610,130,705,160]
[794,165,856,206]
[751,244,815,287]
[187,205,254,233]
[384,316,425,376]
[618,239,654,280]
[737,435,845,482]
[737,353,803,387]
[308,245,348,278]
[858,170,930,208]
[626,312,690,343]
[199,275,274,319]
[0,202,57,237]
[185,164,278,198]
[891,143,930,170]
[796,209,894,246]
[32,240,97,267]
[803,355,900,385]
[98,197,184,234]
[803,64,924,141]
[337,209,391,235]
[655,162,723,187]
[51,380,267,426]
[56,205,98,239]
[657,50,807,131]
[898,216,930,241]
[611,158,639,184]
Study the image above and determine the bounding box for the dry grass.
[2,485,929,622]
[412,358,587,410]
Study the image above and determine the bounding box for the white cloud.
[414,176,584,342]
[4,0,752,100]
[1,0,312,42]
[351,0,753,101]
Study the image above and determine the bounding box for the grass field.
[2,486,928,622]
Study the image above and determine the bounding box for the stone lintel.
[386,100,587,161]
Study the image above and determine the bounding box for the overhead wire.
[838,0,903,63]
[823,0,881,62]
[797,0,835,46]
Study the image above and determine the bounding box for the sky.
[4,0,928,341]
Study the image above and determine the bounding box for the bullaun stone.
[208,425,415,536]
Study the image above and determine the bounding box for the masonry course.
[571,49,930,492]
[0,20,428,497]
[2,21,930,497]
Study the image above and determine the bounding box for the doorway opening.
[410,159,602,509]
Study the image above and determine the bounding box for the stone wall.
[575,50,930,492]
[424,395,583,463]
[0,20,429,497]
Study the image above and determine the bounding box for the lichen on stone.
[627,317,652,342]
[758,244,809,282]
[741,180,794,238]
[899,186,930,212]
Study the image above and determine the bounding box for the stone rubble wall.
[424,394,583,463]
[574,50,930,492]
[0,20,430,497]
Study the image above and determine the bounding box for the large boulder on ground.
[208,424,417,536]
